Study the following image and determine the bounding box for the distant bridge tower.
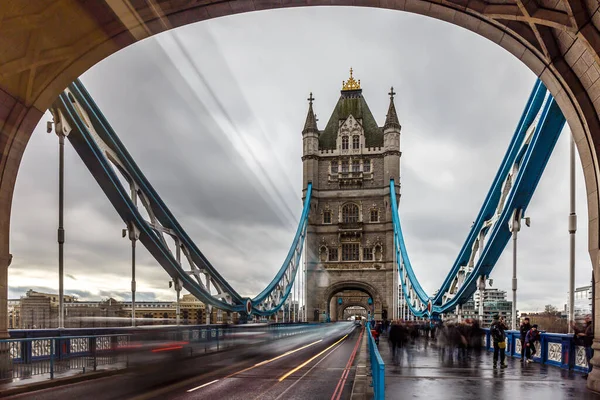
[302,69,401,322]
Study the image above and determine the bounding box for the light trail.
[187,379,219,393]
[278,334,349,382]
[223,339,323,378]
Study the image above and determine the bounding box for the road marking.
[224,339,323,378]
[274,335,346,400]
[331,328,363,400]
[187,379,219,392]
[278,334,349,382]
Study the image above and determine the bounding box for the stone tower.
[302,70,401,322]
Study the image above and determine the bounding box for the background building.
[7,289,231,328]
[450,288,513,327]
[570,283,592,322]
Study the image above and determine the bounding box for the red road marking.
[331,327,364,400]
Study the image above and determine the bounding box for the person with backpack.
[490,314,508,369]
[524,324,541,363]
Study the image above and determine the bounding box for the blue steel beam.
[50,79,311,316]
[440,97,565,312]
[390,80,566,317]
[432,80,547,306]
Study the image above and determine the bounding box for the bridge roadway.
[4,323,361,400]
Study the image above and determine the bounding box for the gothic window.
[342,203,359,223]
[342,243,359,261]
[331,161,338,173]
[363,247,373,261]
[352,135,360,149]
[323,210,332,224]
[341,160,349,172]
[363,160,371,172]
[328,247,338,262]
[370,209,379,222]
[342,136,349,150]
[352,160,360,172]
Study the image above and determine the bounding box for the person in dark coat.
[490,314,508,368]
[388,321,404,364]
[572,315,594,378]
[524,324,541,363]
[519,317,532,361]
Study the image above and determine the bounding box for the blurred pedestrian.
[572,315,594,379]
[490,314,507,369]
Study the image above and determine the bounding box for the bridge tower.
[302,70,401,322]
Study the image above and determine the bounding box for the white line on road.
[187,379,219,392]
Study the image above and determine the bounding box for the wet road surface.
[4,323,361,400]
[379,335,599,400]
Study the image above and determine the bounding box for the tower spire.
[384,86,401,130]
[303,92,318,133]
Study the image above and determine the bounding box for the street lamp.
[509,209,530,330]
[568,135,577,332]
[48,116,68,329]
[122,223,139,327]
[169,278,182,325]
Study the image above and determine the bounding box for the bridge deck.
[377,336,597,399]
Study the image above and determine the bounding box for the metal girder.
[390,79,566,318]
[50,79,311,317]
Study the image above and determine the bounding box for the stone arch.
[339,303,370,320]
[324,280,381,304]
[324,280,382,321]
[2,1,600,389]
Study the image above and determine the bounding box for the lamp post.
[509,209,530,330]
[477,275,486,324]
[122,222,139,327]
[48,116,69,329]
[568,135,577,332]
[169,278,182,325]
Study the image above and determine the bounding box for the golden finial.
[342,68,361,91]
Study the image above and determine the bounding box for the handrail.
[367,327,385,400]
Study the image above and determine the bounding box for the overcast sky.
[8,7,593,313]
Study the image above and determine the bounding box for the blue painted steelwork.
[50,80,311,316]
[432,80,547,306]
[390,79,566,317]
[367,328,385,400]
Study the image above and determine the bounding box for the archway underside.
[1,0,600,390]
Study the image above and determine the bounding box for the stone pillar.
[0,90,42,380]
[588,254,600,392]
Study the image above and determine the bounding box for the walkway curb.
[350,326,372,400]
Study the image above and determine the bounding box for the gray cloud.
[8,7,593,313]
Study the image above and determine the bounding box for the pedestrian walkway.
[377,336,598,399]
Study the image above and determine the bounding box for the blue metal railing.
[482,329,590,373]
[367,327,384,400]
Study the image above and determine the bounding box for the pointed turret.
[384,87,401,131]
[303,92,318,134]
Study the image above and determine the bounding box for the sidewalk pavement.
[377,336,598,399]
